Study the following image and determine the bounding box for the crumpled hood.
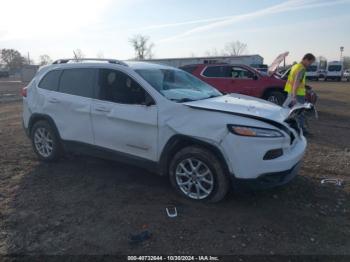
[183,94,291,123]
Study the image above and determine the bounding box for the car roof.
[181,63,250,68]
[40,60,179,73]
[125,61,178,70]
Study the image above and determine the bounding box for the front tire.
[169,146,230,202]
[31,120,62,161]
[265,91,285,106]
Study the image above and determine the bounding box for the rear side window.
[59,68,96,98]
[38,70,62,91]
[202,66,230,78]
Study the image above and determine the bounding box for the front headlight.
[227,124,283,138]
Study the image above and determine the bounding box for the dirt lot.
[0,79,349,257]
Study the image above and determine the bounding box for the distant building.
[140,54,264,68]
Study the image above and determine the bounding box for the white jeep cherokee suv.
[22,58,308,202]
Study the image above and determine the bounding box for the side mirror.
[145,100,155,106]
[144,93,156,106]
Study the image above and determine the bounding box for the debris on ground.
[320,178,343,186]
[129,230,152,246]
[166,206,177,218]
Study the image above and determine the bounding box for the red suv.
[180,64,316,105]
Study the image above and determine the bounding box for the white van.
[326,61,343,81]
[305,62,319,81]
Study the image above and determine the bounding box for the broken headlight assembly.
[227,124,283,138]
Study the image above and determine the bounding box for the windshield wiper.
[170,98,196,103]
[197,94,221,101]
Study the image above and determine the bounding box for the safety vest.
[284,63,306,96]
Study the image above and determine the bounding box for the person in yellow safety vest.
[283,53,316,135]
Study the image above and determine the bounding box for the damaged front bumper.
[231,161,302,190]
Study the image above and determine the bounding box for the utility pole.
[27,52,31,65]
[340,46,344,61]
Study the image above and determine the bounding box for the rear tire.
[169,146,230,202]
[265,91,285,106]
[31,120,62,161]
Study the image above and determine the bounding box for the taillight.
[21,86,27,97]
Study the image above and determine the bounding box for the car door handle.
[48,98,60,103]
[95,106,110,113]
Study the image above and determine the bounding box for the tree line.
[2,37,348,70]
[0,49,54,71]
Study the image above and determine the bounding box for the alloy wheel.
[175,158,214,200]
[34,127,54,157]
[267,95,279,105]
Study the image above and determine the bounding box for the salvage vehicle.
[180,63,317,106]
[22,58,309,202]
[180,63,287,105]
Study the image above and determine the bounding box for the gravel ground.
[0,79,349,257]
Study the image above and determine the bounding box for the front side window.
[231,67,255,79]
[38,70,62,91]
[59,68,96,98]
[98,69,151,105]
[202,66,230,78]
[136,68,221,102]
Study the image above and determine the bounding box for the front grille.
[285,118,300,144]
[285,118,301,134]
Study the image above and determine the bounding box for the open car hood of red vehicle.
[268,52,289,76]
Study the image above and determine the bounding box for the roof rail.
[52,58,128,66]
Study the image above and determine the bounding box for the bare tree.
[23,56,34,65]
[39,54,52,66]
[224,41,248,56]
[73,49,85,60]
[0,49,25,70]
[129,35,154,60]
[204,48,222,57]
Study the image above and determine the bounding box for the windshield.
[307,65,318,72]
[136,68,222,102]
[328,65,342,72]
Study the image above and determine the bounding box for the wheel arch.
[262,86,287,99]
[28,113,61,139]
[158,135,230,177]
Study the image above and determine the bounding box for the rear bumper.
[231,161,301,190]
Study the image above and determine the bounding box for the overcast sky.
[0,0,349,64]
